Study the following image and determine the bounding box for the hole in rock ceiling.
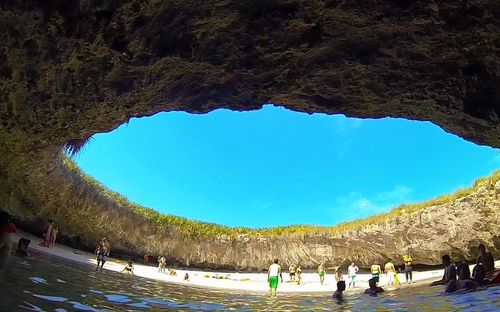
[72,105,500,228]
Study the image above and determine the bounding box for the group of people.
[39,219,58,248]
[157,255,177,276]
[430,244,499,293]
[288,263,303,284]
[268,246,498,300]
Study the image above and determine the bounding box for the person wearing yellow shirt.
[403,253,413,284]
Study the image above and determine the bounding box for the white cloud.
[327,185,414,222]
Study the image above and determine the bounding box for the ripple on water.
[104,294,132,303]
[32,294,67,302]
[68,301,101,311]
[5,253,500,312]
[29,277,47,285]
[18,301,43,311]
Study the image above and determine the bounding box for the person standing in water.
[348,262,359,288]
[318,264,326,285]
[268,259,283,297]
[403,253,413,284]
[334,266,344,283]
[332,280,346,304]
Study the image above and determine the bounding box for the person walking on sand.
[348,262,359,288]
[318,264,326,285]
[95,237,110,271]
[384,259,396,286]
[403,253,413,284]
[268,259,283,297]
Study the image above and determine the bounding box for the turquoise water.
[1,251,499,311]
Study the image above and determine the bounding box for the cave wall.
[0,0,499,269]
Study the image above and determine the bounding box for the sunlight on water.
[1,252,499,311]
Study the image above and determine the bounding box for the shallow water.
[1,252,499,311]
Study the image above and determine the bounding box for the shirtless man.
[95,237,111,271]
[430,254,457,286]
[0,211,14,273]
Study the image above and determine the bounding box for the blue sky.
[74,105,500,228]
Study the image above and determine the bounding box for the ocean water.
[1,252,499,311]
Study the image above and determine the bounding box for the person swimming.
[364,278,385,296]
[184,273,189,281]
[332,280,346,304]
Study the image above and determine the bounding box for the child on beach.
[332,281,346,304]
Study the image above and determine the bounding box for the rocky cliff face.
[0,1,499,270]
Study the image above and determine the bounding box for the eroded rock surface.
[0,1,499,270]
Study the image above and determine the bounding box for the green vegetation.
[62,154,500,238]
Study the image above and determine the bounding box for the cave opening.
[69,104,500,229]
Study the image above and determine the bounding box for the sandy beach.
[12,231,498,294]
